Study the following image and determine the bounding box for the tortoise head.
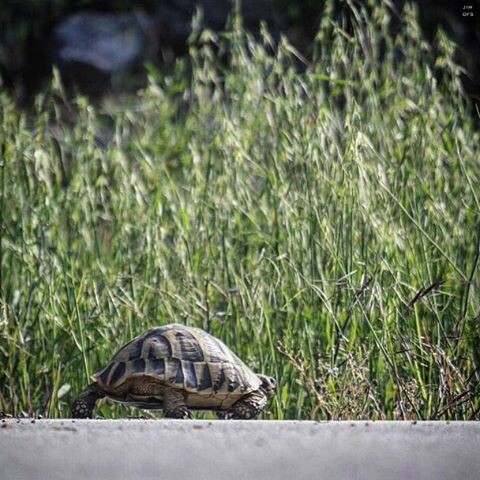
[257,374,277,398]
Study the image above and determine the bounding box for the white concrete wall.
[1,420,479,480]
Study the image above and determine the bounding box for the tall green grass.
[1,3,479,420]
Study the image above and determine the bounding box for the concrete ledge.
[1,420,479,480]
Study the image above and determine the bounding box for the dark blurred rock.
[52,11,157,96]
[49,1,282,96]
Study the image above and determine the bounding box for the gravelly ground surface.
[1,420,479,480]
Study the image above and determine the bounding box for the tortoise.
[72,324,276,419]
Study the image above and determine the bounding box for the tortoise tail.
[72,383,105,418]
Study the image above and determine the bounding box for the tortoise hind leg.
[72,383,105,418]
[163,387,192,419]
[227,390,267,419]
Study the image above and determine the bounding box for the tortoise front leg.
[163,387,192,419]
[227,390,267,419]
[72,383,105,418]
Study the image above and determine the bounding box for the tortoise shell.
[91,324,261,409]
